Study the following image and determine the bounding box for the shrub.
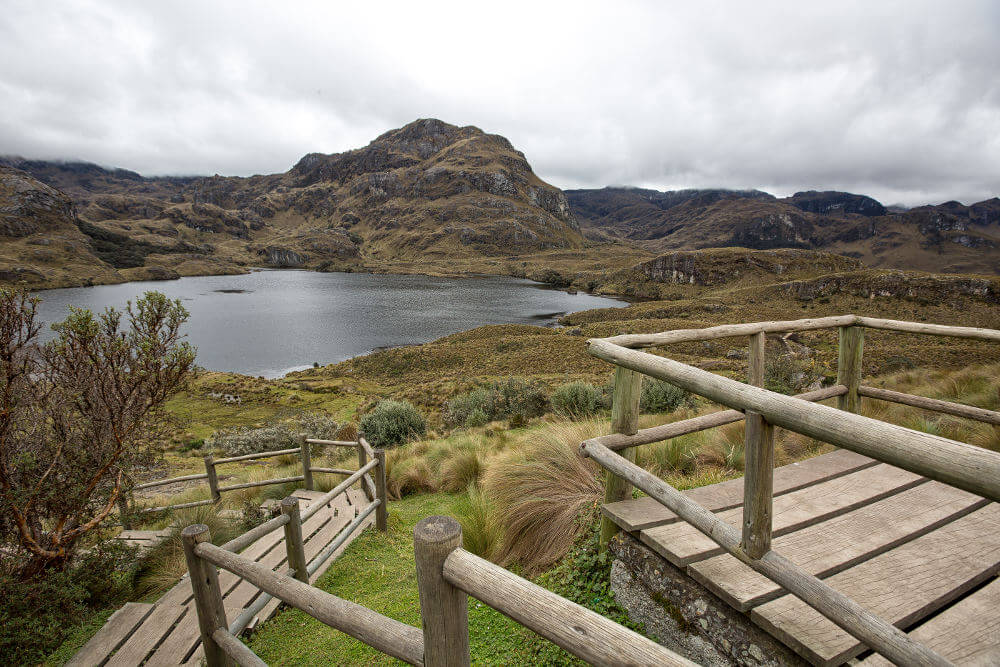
[360,400,426,448]
[443,378,548,428]
[550,381,602,418]
[443,388,490,427]
[209,413,339,456]
[640,378,689,413]
[0,539,140,663]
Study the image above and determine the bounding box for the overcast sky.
[2,1,998,206]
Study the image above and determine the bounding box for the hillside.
[567,187,1000,275]
[0,119,587,287]
[0,166,123,287]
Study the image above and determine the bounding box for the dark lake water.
[33,270,625,378]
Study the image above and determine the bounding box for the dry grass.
[481,420,605,574]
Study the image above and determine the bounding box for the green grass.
[248,492,558,665]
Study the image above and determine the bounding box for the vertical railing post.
[204,455,221,504]
[741,332,774,559]
[299,434,314,491]
[281,497,309,584]
[600,366,643,550]
[837,325,865,413]
[181,524,231,667]
[357,441,374,501]
[374,448,388,532]
[414,516,470,666]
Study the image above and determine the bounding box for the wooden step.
[751,504,1000,666]
[689,481,988,610]
[602,448,875,532]
[66,602,153,667]
[641,463,924,566]
[104,604,187,667]
[858,577,1000,666]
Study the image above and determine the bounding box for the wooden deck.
[69,487,373,666]
[603,449,1000,666]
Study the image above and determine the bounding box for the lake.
[33,270,625,377]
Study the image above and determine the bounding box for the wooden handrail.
[220,513,291,553]
[135,472,209,490]
[601,315,858,348]
[598,314,1000,349]
[444,546,697,665]
[859,385,1000,425]
[580,385,847,455]
[300,459,379,522]
[582,440,950,667]
[214,447,303,465]
[304,438,359,447]
[194,540,425,665]
[588,338,1000,502]
[212,627,265,667]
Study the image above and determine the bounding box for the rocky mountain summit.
[0,119,582,287]
[568,186,1000,275]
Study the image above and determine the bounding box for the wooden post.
[413,516,470,666]
[600,366,643,549]
[358,443,374,501]
[374,448,388,532]
[204,455,221,503]
[837,325,864,413]
[299,435,314,491]
[280,497,309,584]
[742,332,774,559]
[181,524,231,667]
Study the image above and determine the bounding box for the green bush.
[443,388,491,427]
[465,407,490,428]
[550,381,602,418]
[0,540,139,664]
[443,378,548,428]
[360,400,426,448]
[640,378,689,413]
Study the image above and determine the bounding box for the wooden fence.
[582,314,1000,667]
[120,437,385,530]
[181,513,696,666]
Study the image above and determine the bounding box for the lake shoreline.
[33,270,627,379]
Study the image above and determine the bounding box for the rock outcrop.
[0,167,121,287]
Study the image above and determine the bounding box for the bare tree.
[0,288,195,578]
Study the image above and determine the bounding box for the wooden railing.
[582,314,1000,667]
[182,514,696,666]
[120,436,381,528]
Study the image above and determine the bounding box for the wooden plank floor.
[604,449,1000,666]
[72,487,374,666]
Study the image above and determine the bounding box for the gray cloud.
[1,0,998,206]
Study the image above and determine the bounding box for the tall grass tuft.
[482,420,604,574]
[453,484,502,559]
[439,450,483,493]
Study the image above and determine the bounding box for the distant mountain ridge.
[567,186,1000,275]
[2,119,999,290]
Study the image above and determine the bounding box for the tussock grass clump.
[453,484,502,559]
[135,504,244,597]
[482,420,605,574]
